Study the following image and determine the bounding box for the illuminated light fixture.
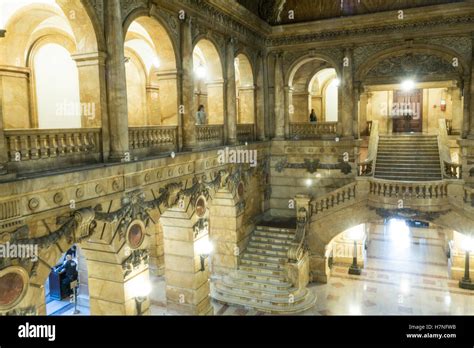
[195,64,207,80]
[130,279,152,315]
[459,234,474,290]
[305,179,313,187]
[401,79,415,91]
[440,99,446,112]
[196,237,213,272]
[334,78,341,87]
[152,57,161,68]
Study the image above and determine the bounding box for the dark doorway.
[391,89,423,133]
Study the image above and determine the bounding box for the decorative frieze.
[275,158,352,175]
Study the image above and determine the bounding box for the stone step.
[248,240,291,250]
[246,246,288,257]
[227,276,293,291]
[216,280,294,298]
[239,264,286,276]
[374,167,441,174]
[235,270,289,283]
[251,235,295,245]
[242,252,287,264]
[254,230,296,239]
[240,258,285,269]
[255,226,296,234]
[374,174,442,181]
[212,287,317,314]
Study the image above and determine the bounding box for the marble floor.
[150,223,474,315]
[51,223,474,316]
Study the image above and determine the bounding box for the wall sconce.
[130,280,152,315]
[440,99,446,112]
[459,235,474,290]
[196,238,213,272]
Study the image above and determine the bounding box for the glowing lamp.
[401,79,415,91]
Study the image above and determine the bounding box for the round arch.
[286,54,342,88]
[193,38,225,125]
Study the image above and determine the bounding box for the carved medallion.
[0,266,28,310]
[127,220,145,249]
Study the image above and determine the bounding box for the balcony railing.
[196,124,224,146]
[5,128,101,170]
[289,122,341,139]
[237,124,255,143]
[129,126,177,156]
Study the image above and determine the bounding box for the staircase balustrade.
[311,182,357,215]
[196,125,224,145]
[369,179,448,199]
[357,120,378,177]
[288,122,341,139]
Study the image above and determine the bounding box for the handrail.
[438,118,461,179]
[287,218,306,263]
[358,120,379,176]
[311,182,357,215]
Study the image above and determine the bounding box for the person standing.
[309,109,317,123]
[196,105,207,125]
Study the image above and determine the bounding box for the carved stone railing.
[311,182,357,215]
[369,180,448,199]
[287,218,306,263]
[439,118,461,179]
[5,128,101,162]
[236,124,255,143]
[288,122,341,139]
[129,126,177,153]
[196,124,224,146]
[358,120,378,177]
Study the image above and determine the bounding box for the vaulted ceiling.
[237,0,464,25]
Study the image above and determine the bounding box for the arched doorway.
[193,39,224,126]
[0,0,102,129]
[124,16,178,127]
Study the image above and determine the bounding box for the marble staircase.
[375,135,442,181]
[211,225,316,314]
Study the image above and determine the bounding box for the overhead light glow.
[334,78,341,87]
[195,64,207,79]
[305,179,313,187]
[195,237,213,256]
[152,57,161,68]
[401,79,415,91]
[345,224,364,241]
[462,235,474,252]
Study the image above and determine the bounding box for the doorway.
[392,89,423,133]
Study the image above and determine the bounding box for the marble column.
[469,65,474,138]
[180,17,196,150]
[105,0,129,161]
[341,48,354,138]
[284,86,291,138]
[359,92,369,136]
[450,87,462,134]
[353,82,362,139]
[0,76,7,175]
[226,38,238,145]
[462,75,471,138]
[274,52,285,139]
[256,53,266,140]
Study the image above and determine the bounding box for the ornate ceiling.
[237,0,464,25]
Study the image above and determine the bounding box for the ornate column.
[359,91,369,136]
[284,86,291,138]
[180,16,196,150]
[104,0,129,161]
[353,81,362,139]
[462,75,471,138]
[341,48,354,138]
[449,86,462,135]
[256,52,266,140]
[225,37,238,145]
[274,52,285,139]
[0,77,7,175]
